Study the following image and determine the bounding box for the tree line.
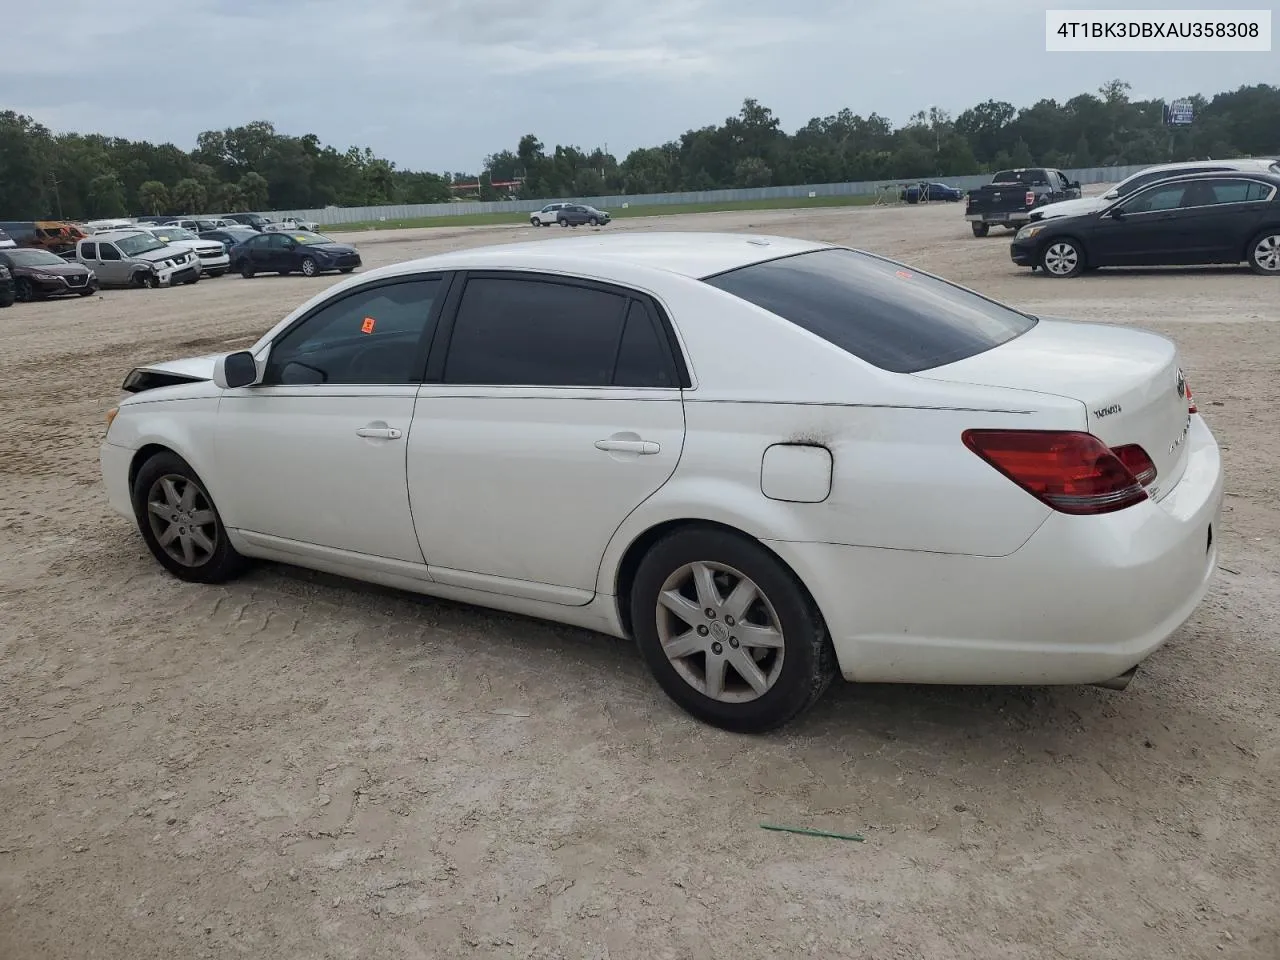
[1,80,1276,220]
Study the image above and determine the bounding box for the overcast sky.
[3,0,1272,172]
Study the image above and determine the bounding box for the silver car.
[73,230,202,288]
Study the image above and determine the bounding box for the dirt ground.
[1,197,1277,960]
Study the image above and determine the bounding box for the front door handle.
[595,439,660,455]
[356,424,402,440]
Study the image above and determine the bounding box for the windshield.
[292,232,333,245]
[6,248,68,267]
[152,228,197,242]
[117,234,167,256]
[703,248,1036,374]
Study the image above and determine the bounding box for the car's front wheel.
[240,261,255,279]
[1040,238,1085,277]
[14,278,35,301]
[1247,230,1280,276]
[131,451,248,584]
[630,526,837,733]
[300,256,318,277]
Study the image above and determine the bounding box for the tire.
[629,526,837,733]
[132,271,155,289]
[339,267,355,274]
[131,451,248,584]
[78,288,95,297]
[1040,238,1085,278]
[558,218,569,228]
[971,222,989,238]
[300,257,318,277]
[589,216,599,226]
[0,294,13,308]
[240,261,255,279]
[14,278,35,302]
[1246,229,1280,276]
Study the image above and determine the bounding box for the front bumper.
[768,415,1225,686]
[196,252,231,274]
[100,440,135,521]
[1010,238,1037,266]
[29,274,98,295]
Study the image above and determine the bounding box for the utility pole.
[49,173,63,219]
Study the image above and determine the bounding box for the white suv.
[529,202,571,227]
[133,225,231,277]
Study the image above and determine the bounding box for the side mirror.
[1071,181,1081,190]
[214,350,259,389]
[1109,206,1126,220]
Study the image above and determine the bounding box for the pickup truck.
[964,168,1081,237]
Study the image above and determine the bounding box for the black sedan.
[1010,171,1280,278]
[900,181,964,203]
[199,226,260,256]
[0,248,99,300]
[231,231,362,278]
[554,203,611,227]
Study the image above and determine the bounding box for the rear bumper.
[769,415,1224,686]
[967,211,1032,223]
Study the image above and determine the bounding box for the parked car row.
[958,158,1280,279]
[529,202,612,227]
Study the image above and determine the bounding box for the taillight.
[1185,381,1197,414]
[1025,190,1036,207]
[962,429,1149,515]
[1111,444,1158,486]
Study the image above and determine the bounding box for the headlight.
[1016,224,1045,241]
[33,272,60,281]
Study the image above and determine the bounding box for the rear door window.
[703,248,1036,374]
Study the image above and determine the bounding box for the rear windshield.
[992,169,1047,185]
[702,248,1037,374]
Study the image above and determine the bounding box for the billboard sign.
[1165,99,1194,126]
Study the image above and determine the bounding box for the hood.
[134,244,192,264]
[310,243,357,254]
[121,353,222,394]
[14,260,90,277]
[1031,196,1109,220]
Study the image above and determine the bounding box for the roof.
[371,232,833,282]
[89,229,156,241]
[1140,157,1278,172]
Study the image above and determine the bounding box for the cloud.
[0,0,1266,171]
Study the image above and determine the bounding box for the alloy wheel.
[1043,242,1080,276]
[654,560,786,703]
[1253,234,1280,272]
[146,474,218,568]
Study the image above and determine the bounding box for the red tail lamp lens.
[962,429,1148,515]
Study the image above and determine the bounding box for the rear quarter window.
[702,248,1037,374]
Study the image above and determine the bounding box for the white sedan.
[99,232,1224,732]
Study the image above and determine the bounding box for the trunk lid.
[918,318,1192,500]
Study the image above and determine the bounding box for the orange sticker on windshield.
[361,316,375,334]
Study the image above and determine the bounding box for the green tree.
[137,180,169,215]
[171,178,206,213]
[87,174,127,217]
[238,171,269,209]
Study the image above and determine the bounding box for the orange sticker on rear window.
[361,316,375,334]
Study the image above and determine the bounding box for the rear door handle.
[356,425,402,440]
[595,439,660,455]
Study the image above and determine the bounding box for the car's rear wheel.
[1040,238,1085,277]
[301,257,318,277]
[131,451,248,584]
[630,526,837,733]
[1246,230,1280,276]
[971,222,989,237]
[558,217,569,228]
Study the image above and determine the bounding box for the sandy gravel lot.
[1,198,1277,960]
